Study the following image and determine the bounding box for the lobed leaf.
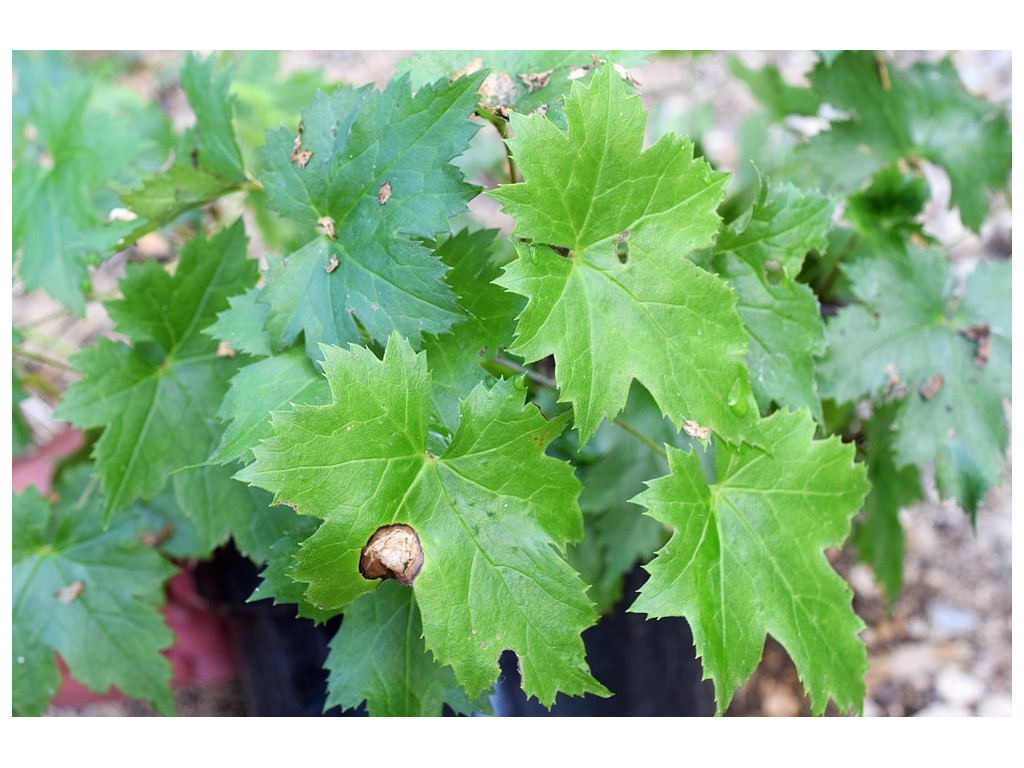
[818,248,1011,514]
[236,333,608,706]
[631,409,870,715]
[254,73,485,357]
[490,63,757,445]
[13,469,176,716]
[55,221,256,518]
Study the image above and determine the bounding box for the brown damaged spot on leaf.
[451,57,484,82]
[517,69,553,93]
[882,363,904,398]
[317,216,336,240]
[360,524,425,586]
[481,103,510,121]
[920,373,945,400]
[378,180,392,206]
[325,254,339,273]
[960,322,991,367]
[682,420,711,440]
[290,123,312,169]
[56,580,85,605]
[216,340,236,358]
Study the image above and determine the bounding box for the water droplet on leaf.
[727,377,751,417]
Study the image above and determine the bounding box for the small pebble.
[935,667,985,707]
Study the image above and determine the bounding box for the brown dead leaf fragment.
[359,524,424,586]
[450,57,484,82]
[480,70,516,116]
[378,180,392,206]
[56,581,85,605]
[518,69,553,93]
[613,63,641,87]
[325,254,339,273]
[682,420,711,440]
[920,373,945,400]
[216,340,236,358]
[290,124,313,169]
[317,216,336,240]
[960,322,992,367]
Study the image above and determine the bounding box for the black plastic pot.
[195,546,713,716]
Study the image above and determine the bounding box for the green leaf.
[249,516,339,624]
[122,53,246,235]
[203,287,274,358]
[489,63,756,445]
[631,409,870,715]
[13,56,170,315]
[818,249,1010,514]
[211,347,332,465]
[422,228,522,433]
[728,56,820,119]
[853,402,922,603]
[13,468,176,716]
[325,580,491,716]
[843,162,930,250]
[570,385,679,615]
[55,221,256,518]
[255,73,485,356]
[396,50,649,128]
[236,333,607,706]
[713,181,832,423]
[803,52,1010,231]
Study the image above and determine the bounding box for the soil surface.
[17,50,1011,717]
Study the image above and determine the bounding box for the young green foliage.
[490,63,757,445]
[55,221,256,518]
[13,468,177,716]
[13,52,171,315]
[712,181,832,423]
[236,333,608,706]
[631,409,871,715]
[421,228,522,433]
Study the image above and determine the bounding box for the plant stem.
[14,346,74,372]
[491,355,667,460]
[492,355,556,389]
[612,417,668,460]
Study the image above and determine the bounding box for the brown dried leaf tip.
[682,420,711,440]
[960,322,991,367]
[920,373,945,400]
[317,216,336,240]
[518,69,553,93]
[360,524,424,586]
[56,580,85,605]
[290,124,313,169]
[378,180,392,206]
